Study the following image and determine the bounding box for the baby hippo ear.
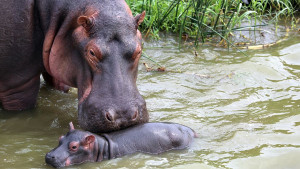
[83,135,95,145]
[77,16,94,31]
[69,122,75,131]
[134,11,146,27]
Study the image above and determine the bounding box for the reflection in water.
[0,32,300,169]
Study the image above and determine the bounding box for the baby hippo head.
[45,122,97,168]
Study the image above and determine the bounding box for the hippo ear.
[69,122,75,131]
[77,16,94,31]
[134,11,146,27]
[83,135,95,145]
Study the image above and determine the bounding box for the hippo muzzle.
[45,149,68,168]
[78,95,149,133]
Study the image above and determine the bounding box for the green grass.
[126,0,300,46]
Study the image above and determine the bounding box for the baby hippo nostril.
[46,153,54,159]
[132,110,138,120]
[45,153,56,165]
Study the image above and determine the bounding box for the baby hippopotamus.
[45,122,196,168]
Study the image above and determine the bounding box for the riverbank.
[127,0,300,46]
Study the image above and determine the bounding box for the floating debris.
[143,63,165,72]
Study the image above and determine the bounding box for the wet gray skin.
[45,122,196,168]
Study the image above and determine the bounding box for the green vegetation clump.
[126,0,300,45]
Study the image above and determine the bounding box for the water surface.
[0,30,299,169]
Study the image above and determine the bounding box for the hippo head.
[42,1,148,132]
[45,122,98,168]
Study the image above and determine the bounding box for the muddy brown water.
[0,31,300,169]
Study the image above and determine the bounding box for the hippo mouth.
[64,157,93,168]
[78,100,149,133]
[46,153,93,168]
[78,81,93,105]
[45,154,65,168]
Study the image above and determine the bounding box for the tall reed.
[126,0,299,45]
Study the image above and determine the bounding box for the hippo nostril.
[105,111,114,122]
[46,153,55,160]
[132,110,138,120]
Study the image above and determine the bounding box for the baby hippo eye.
[69,141,79,152]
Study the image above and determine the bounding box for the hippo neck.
[101,133,138,159]
[101,134,118,159]
[95,135,110,162]
[35,0,89,87]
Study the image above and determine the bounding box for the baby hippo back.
[103,122,196,158]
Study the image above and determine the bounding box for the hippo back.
[102,122,196,158]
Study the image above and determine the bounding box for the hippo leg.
[0,75,40,111]
[42,72,70,93]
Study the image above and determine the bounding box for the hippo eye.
[69,141,79,152]
[89,49,95,57]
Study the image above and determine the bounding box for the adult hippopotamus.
[0,0,148,132]
[45,122,197,168]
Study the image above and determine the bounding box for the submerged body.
[0,0,148,133]
[45,122,197,168]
